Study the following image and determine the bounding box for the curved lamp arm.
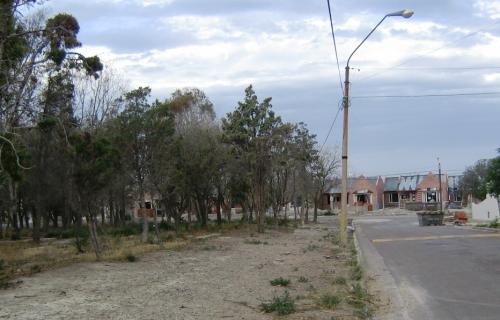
[346,10,414,67]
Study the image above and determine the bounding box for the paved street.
[355,215,500,320]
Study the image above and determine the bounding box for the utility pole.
[438,157,443,212]
[340,66,350,245]
[338,9,414,246]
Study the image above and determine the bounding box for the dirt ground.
[0,216,368,320]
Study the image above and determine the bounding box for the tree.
[460,159,490,200]
[311,150,339,222]
[115,87,152,243]
[222,85,281,232]
[487,149,500,196]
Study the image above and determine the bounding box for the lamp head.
[387,9,414,18]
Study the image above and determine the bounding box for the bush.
[270,277,290,286]
[10,233,21,241]
[126,254,137,262]
[489,218,499,228]
[260,291,295,315]
[334,276,347,285]
[0,259,4,271]
[320,294,342,309]
[352,283,368,299]
[351,265,363,281]
[298,276,308,283]
[108,223,142,237]
[159,221,175,231]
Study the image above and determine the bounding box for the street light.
[339,9,414,245]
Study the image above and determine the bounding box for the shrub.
[320,294,341,309]
[126,254,137,262]
[298,276,308,283]
[30,265,42,274]
[0,259,4,271]
[351,265,363,281]
[352,283,368,299]
[159,221,175,231]
[334,276,347,285]
[489,218,500,228]
[270,277,290,286]
[10,233,21,241]
[109,223,142,237]
[260,291,295,315]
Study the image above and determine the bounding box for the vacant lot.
[0,217,372,320]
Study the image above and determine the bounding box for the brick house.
[383,173,449,209]
[350,176,384,210]
[322,176,384,211]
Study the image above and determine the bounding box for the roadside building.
[448,175,463,204]
[350,176,384,210]
[383,176,400,208]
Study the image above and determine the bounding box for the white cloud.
[475,0,500,19]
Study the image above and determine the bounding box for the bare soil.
[0,217,367,320]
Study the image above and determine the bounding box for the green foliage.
[334,276,347,285]
[489,218,500,228]
[461,159,490,200]
[126,254,137,262]
[260,291,295,315]
[351,265,363,281]
[352,283,369,300]
[487,150,500,196]
[320,294,342,309]
[270,277,290,286]
[108,223,142,237]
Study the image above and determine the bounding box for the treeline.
[0,1,338,258]
[460,151,500,200]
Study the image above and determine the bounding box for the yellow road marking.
[372,233,500,243]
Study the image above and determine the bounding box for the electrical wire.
[356,66,500,71]
[319,99,343,153]
[355,19,500,83]
[327,0,343,94]
[352,91,500,99]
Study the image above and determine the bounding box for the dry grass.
[0,233,187,284]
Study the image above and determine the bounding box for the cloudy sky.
[40,0,499,176]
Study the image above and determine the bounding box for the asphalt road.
[354,215,500,320]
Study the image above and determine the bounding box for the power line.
[355,19,500,83]
[326,0,343,94]
[352,91,500,99]
[356,66,500,71]
[319,99,343,153]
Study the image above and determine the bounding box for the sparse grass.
[351,265,363,281]
[298,276,308,283]
[319,293,342,309]
[260,291,295,315]
[270,277,291,286]
[334,276,347,285]
[244,239,268,245]
[303,243,319,252]
[352,283,369,299]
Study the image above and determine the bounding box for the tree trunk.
[153,207,163,248]
[138,187,148,243]
[313,198,319,223]
[32,203,41,243]
[305,201,309,224]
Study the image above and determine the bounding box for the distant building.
[448,175,463,203]
[323,172,450,212]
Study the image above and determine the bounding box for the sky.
[38,0,500,177]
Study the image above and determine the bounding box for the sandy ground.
[0,216,362,320]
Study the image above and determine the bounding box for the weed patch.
[125,254,137,262]
[334,276,347,285]
[260,291,295,315]
[270,277,290,286]
[320,294,342,309]
[298,276,308,283]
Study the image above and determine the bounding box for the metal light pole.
[438,157,443,212]
[339,9,414,245]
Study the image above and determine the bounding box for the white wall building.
[472,195,500,221]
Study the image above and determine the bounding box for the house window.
[145,201,152,209]
[410,193,416,202]
[389,192,398,203]
[425,191,437,203]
